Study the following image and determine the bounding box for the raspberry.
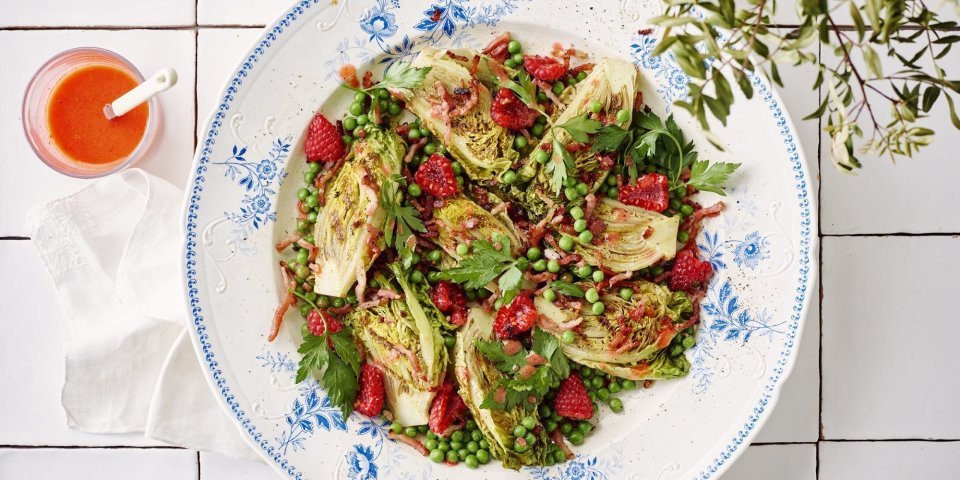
[523,55,567,81]
[354,363,386,417]
[414,154,458,198]
[429,381,468,435]
[553,373,593,420]
[490,88,538,131]
[450,309,467,326]
[306,309,343,337]
[304,113,346,163]
[430,281,466,313]
[668,249,713,292]
[493,294,538,339]
[618,173,669,212]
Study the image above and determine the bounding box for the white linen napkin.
[25,168,258,461]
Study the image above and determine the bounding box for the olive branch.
[652,0,960,171]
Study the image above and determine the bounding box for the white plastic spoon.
[103,67,178,120]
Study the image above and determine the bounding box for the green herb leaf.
[478,328,571,411]
[441,234,517,291]
[323,353,360,418]
[329,330,362,376]
[296,332,330,384]
[687,160,741,195]
[498,266,523,304]
[549,281,585,298]
[372,63,432,94]
[381,175,426,262]
[556,113,603,143]
[590,124,632,153]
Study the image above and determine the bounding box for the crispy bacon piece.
[482,32,512,62]
[449,79,480,117]
[388,431,429,456]
[445,50,469,62]
[361,70,374,89]
[275,232,303,252]
[339,64,359,88]
[314,158,344,206]
[430,81,453,143]
[268,262,297,342]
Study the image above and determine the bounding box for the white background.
[1,1,959,479]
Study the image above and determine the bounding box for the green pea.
[651,266,665,276]
[390,422,404,434]
[423,143,436,155]
[436,145,446,154]
[407,183,422,198]
[464,455,479,468]
[560,423,573,435]
[669,199,683,211]
[622,379,637,390]
[611,382,623,394]
[341,134,353,146]
[553,449,567,463]
[349,102,363,116]
[545,419,559,433]
[425,438,439,450]
[531,259,546,271]
[297,219,311,233]
[677,231,689,244]
[511,52,524,64]
[513,425,527,437]
[576,71,588,81]
[446,450,460,463]
[385,101,400,116]
[504,58,518,68]
[552,82,564,95]
[590,376,604,389]
[522,416,537,430]
[588,99,602,113]
[299,304,311,317]
[404,426,418,437]
[410,270,425,284]
[515,257,529,271]
[427,249,442,263]
[451,161,463,175]
[523,247,541,261]
[578,230,594,243]
[429,449,444,463]
[316,296,330,308]
[558,235,574,252]
[609,398,624,413]
[352,126,365,138]
[305,291,317,303]
[547,259,561,273]
[578,421,593,434]
[332,297,345,308]
[606,186,619,199]
[606,174,618,186]
[574,219,588,232]
[616,109,630,123]
[464,441,479,453]
[561,330,575,344]
[427,431,438,440]
[297,188,310,200]
[538,405,552,418]
[303,171,316,185]
[476,449,490,464]
[577,265,592,278]
[355,114,368,126]
[524,432,537,445]
[543,289,557,302]
[585,288,600,303]
[297,248,309,265]
[534,149,550,163]
[437,442,450,452]
[514,439,528,453]
[407,128,421,140]
[508,40,522,54]
[681,204,695,216]
[576,182,589,196]
[682,335,696,349]
[559,272,574,283]
[456,175,464,187]
[451,430,465,442]
[458,448,469,458]
[567,76,578,86]
[472,430,483,441]
[570,206,584,219]
[619,287,633,301]
[479,439,489,449]
[591,301,605,315]
[450,440,464,451]
[567,430,584,445]
[564,187,579,201]
[427,271,442,284]
[419,128,430,138]
[592,270,605,282]
[306,211,318,223]
[342,116,358,131]
[456,243,469,256]
[502,170,517,185]
[531,123,545,136]
[514,135,528,149]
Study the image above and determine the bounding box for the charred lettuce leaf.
[572,198,679,272]
[312,129,404,297]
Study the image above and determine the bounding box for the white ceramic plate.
[182,1,817,479]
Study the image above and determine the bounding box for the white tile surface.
[1,1,194,27]
[200,452,274,479]
[721,444,817,480]
[0,242,165,446]
[197,0,292,26]
[820,41,960,234]
[822,236,960,439]
[0,30,196,236]
[820,441,960,480]
[197,28,262,138]
[0,448,197,479]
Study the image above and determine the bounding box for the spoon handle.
[104,67,178,119]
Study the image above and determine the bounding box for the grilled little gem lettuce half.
[347,263,448,426]
[514,58,639,215]
[312,130,405,298]
[430,195,523,262]
[573,198,679,272]
[536,281,691,381]
[455,308,548,470]
[404,47,519,182]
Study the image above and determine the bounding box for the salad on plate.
[271,33,739,471]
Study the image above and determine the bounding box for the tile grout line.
[816,36,824,480]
